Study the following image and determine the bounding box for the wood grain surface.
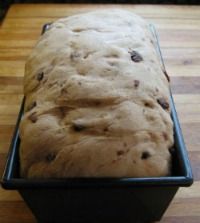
[0,4,199,223]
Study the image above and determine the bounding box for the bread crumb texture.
[20,9,174,178]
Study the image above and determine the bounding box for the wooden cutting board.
[0,4,200,223]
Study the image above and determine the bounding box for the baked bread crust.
[20,9,174,178]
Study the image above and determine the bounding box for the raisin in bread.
[20,9,174,178]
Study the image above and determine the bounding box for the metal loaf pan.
[1,24,193,223]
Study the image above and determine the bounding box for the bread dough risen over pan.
[20,9,174,178]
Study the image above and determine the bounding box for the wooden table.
[0,4,200,223]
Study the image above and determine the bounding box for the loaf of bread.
[19,9,174,178]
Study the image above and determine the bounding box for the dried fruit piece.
[134,80,140,88]
[144,100,154,109]
[46,153,56,162]
[103,127,109,132]
[129,51,143,62]
[70,52,81,62]
[73,123,86,132]
[150,39,154,45]
[157,98,169,110]
[141,151,151,160]
[37,72,44,81]
[117,150,125,156]
[162,132,168,141]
